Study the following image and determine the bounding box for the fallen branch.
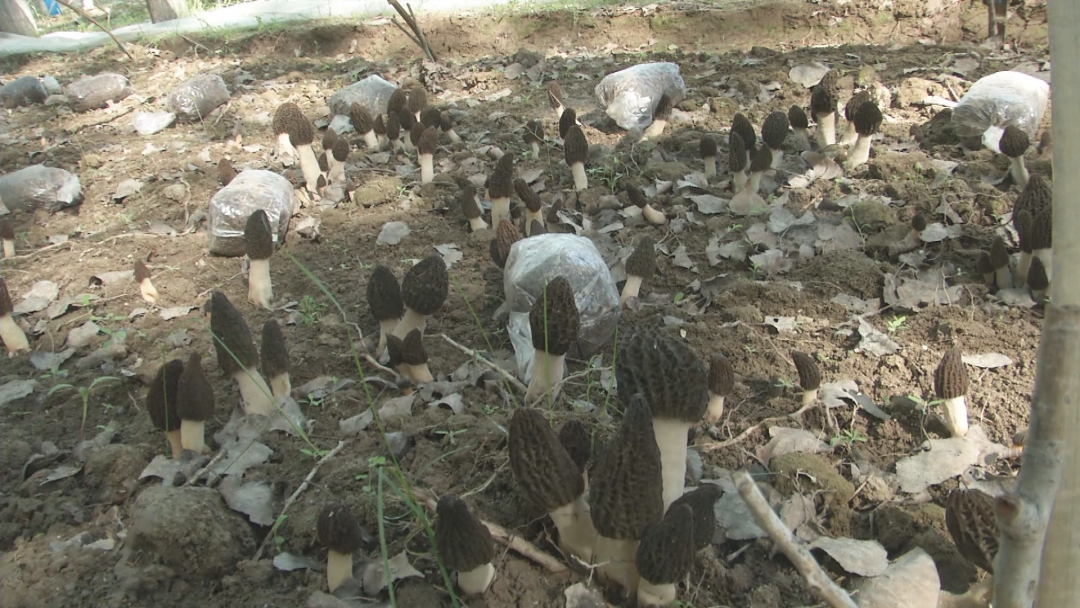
[50,0,135,61]
[439,333,528,394]
[183,449,227,487]
[733,470,858,608]
[387,0,436,62]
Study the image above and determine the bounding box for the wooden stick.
[50,0,134,61]
[439,333,528,394]
[733,470,857,608]
[387,0,435,61]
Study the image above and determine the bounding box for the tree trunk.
[0,0,39,36]
[146,0,189,22]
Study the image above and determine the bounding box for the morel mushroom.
[729,131,748,192]
[373,114,388,149]
[636,504,695,607]
[528,219,547,236]
[791,351,821,405]
[491,220,522,269]
[147,359,185,459]
[407,85,427,122]
[272,102,303,158]
[401,328,434,384]
[642,93,671,140]
[398,107,417,152]
[387,87,408,117]
[261,319,291,399]
[547,81,566,121]
[329,138,350,184]
[245,210,274,310]
[559,107,578,140]
[392,254,449,339]
[846,100,882,169]
[209,291,276,417]
[1027,256,1049,302]
[934,347,970,437]
[420,107,441,129]
[408,121,425,156]
[526,276,579,403]
[627,182,666,226]
[177,352,215,455]
[386,111,402,152]
[731,113,757,163]
[564,125,589,192]
[278,104,321,192]
[989,236,1012,290]
[350,103,379,150]
[999,125,1030,187]
[218,158,236,186]
[514,177,544,235]
[0,216,15,258]
[317,503,363,592]
[699,136,717,180]
[435,495,496,595]
[669,483,723,551]
[1012,174,1052,286]
[459,182,489,232]
[621,235,656,305]
[418,126,439,185]
[558,418,591,486]
[705,354,734,424]
[488,153,515,228]
[761,110,790,168]
[788,105,811,150]
[134,260,159,305]
[945,489,998,574]
[840,90,871,146]
[746,144,773,195]
[509,408,597,562]
[976,250,995,286]
[810,69,840,147]
[523,119,544,157]
[0,278,29,355]
[367,264,403,358]
[440,113,461,144]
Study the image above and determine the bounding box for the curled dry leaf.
[361,551,423,595]
[962,353,1012,369]
[895,426,1007,494]
[809,536,889,577]
[853,548,941,608]
[273,552,321,572]
[219,477,276,525]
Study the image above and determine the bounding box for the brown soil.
[0,0,1048,606]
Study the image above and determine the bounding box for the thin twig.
[252,439,353,561]
[66,106,135,135]
[387,0,436,61]
[733,470,857,608]
[50,0,134,61]
[439,333,527,394]
[183,449,227,487]
[389,18,423,48]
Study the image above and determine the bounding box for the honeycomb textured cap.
[559,107,578,140]
[844,90,872,121]
[911,213,927,233]
[367,264,404,322]
[420,107,441,128]
[318,152,330,173]
[514,177,542,212]
[387,88,407,115]
[209,291,258,374]
[945,489,998,573]
[397,106,415,130]
[625,183,648,209]
[1027,256,1049,291]
[509,408,585,510]
[708,354,735,396]
[652,94,672,121]
[460,183,482,220]
[218,158,235,186]
[400,328,428,366]
[0,278,11,316]
[547,81,564,109]
[558,419,591,474]
[934,347,969,400]
[400,255,448,316]
[283,111,314,147]
[321,128,337,152]
[625,236,656,279]
[273,102,304,135]
[810,86,837,118]
[385,334,404,368]
[316,503,364,554]
[177,351,215,421]
[418,126,439,156]
[409,122,426,148]
[439,113,455,133]
[1014,210,1034,252]
[373,114,386,135]
[244,210,274,261]
[635,504,695,584]
[975,250,994,275]
[407,87,427,114]
[728,132,747,172]
[435,494,495,571]
[493,220,521,269]
[260,319,291,380]
[589,393,663,539]
[529,276,579,355]
[731,113,757,153]
[488,153,515,199]
[385,112,400,139]
[699,136,717,158]
[528,219,547,236]
[670,484,723,551]
[761,110,790,150]
[853,101,883,136]
[147,359,184,432]
[818,68,840,92]
[564,126,589,166]
[523,119,544,144]
[1013,174,1051,217]
[1027,209,1052,251]
[332,138,350,162]
[0,216,14,240]
[788,105,809,130]
[999,125,1030,158]
[349,103,373,132]
[749,143,773,173]
[616,324,709,422]
[134,260,152,283]
[791,351,821,391]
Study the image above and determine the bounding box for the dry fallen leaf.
[377,221,410,245]
[219,477,276,525]
[757,427,828,465]
[362,551,424,595]
[962,353,1012,369]
[854,548,941,608]
[809,536,889,577]
[895,425,1007,494]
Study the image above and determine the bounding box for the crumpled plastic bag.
[501,233,620,367]
[167,74,230,122]
[0,76,48,109]
[951,70,1049,148]
[0,165,83,214]
[594,62,687,130]
[207,170,293,257]
[327,75,398,118]
[65,73,133,112]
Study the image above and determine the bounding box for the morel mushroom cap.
[728,132,747,173]
[708,355,735,396]
[616,325,709,422]
[788,105,809,130]
[999,125,1030,158]
[209,291,258,374]
[350,103,373,133]
[218,158,236,186]
[400,255,449,316]
[558,419,591,474]
[934,348,969,400]
[625,183,648,209]
[420,107,442,128]
[749,144,773,174]
[911,213,927,233]
[439,113,455,134]
[318,152,330,173]
[976,251,994,277]
[700,136,717,159]
[385,112,400,140]
[435,494,495,572]
[547,81,565,110]
[945,489,998,573]
[1028,210,1052,251]
[559,107,578,140]
[367,264,404,323]
[387,88,408,116]
[625,236,657,280]
[791,351,821,391]
[509,408,585,509]
[493,220,522,269]
[810,70,840,117]
[283,110,314,147]
[461,183,483,218]
[731,113,757,154]
[523,120,544,145]
[322,127,337,152]
[564,126,589,165]
[761,110,790,150]
[669,484,723,551]
[1015,209,1034,252]
[373,114,387,135]
[1028,256,1049,292]
[134,260,153,284]
[514,177,542,213]
[409,122,426,148]
[636,503,695,585]
[418,126,439,156]
[853,100,883,136]
[261,319,291,382]
[529,276,579,356]
[273,102,304,135]
[147,359,185,432]
[844,90,872,122]
[407,86,428,115]
[488,153,515,199]
[385,334,404,369]
[398,106,416,131]
[244,210,273,261]
[400,328,428,367]
[332,138,350,162]
[989,236,1010,270]
[317,502,364,554]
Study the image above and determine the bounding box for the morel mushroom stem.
[549,495,598,562]
[457,562,496,595]
[0,312,29,354]
[491,196,511,229]
[733,170,748,192]
[530,141,541,156]
[594,536,642,593]
[526,350,566,403]
[849,134,873,167]
[816,112,837,147]
[653,418,693,510]
[236,369,276,417]
[621,275,643,305]
[942,395,968,438]
[326,550,352,592]
[420,154,434,184]
[135,261,159,305]
[393,307,428,340]
[180,420,206,455]
[1009,155,1030,187]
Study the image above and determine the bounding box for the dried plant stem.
[439,333,528,394]
[50,0,134,61]
[387,0,436,62]
[733,470,857,608]
[183,449,227,487]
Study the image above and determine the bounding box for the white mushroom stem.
[548,494,598,562]
[376,134,388,150]
[2,238,14,258]
[327,550,353,593]
[0,313,29,354]
[233,368,277,417]
[328,158,345,184]
[941,395,969,438]
[593,536,641,593]
[571,162,588,191]
[554,105,565,122]
[524,209,544,234]
[392,139,404,153]
[525,349,566,404]
[652,418,692,510]
[297,144,322,193]
[802,388,819,406]
[620,275,643,305]
[391,308,427,340]
[1035,248,1053,284]
[277,133,297,158]
[409,362,434,384]
[457,562,495,595]
[748,170,764,194]
[269,372,291,400]
[995,265,1013,290]
[180,419,208,454]
[847,134,873,168]
[362,130,379,150]
[446,129,462,144]
[376,318,399,357]
[839,122,858,146]
[420,153,434,184]
[139,277,159,305]
[642,204,667,226]
[732,170,748,192]
[793,128,811,150]
[815,112,837,147]
[165,429,182,459]
[770,148,784,169]
[530,141,541,157]
[705,392,725,425]
[642,118,667,140]
[247,258,273,310]
[1009,156,1030,187]
[703,156,716,179]
[638,579,677,607]
[491,197,511,229]
[469,216,490,232]
[1016,252,1033,288]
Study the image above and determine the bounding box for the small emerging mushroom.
[746,144,773,194]
[731,113,757,165]
[1027,256,1049,302]
[244,210,274,310]
[366,264,403,357]
[0,217,15,258]
[350,103,379,150]
[761,110,790,168]
[846,100,882,169]
[788,105,811,150]
[420,107,441,129]
[514,177,544,235]
[989,236,1012,290]
[373,114,388,149]
[392,254,449,339]
[386,112,402,152]
[934,347,970,437]
[700,136,717,180]
[945,489,998,574]
[408,121,426,157]
[840,90,871,146]
[526,276,579,403]
[401,328,434,383]
[547,81,566,121]
[329,138,350,184]
[278,104,321,192]
[621,235,656,305]
[147,359,185,459]
[440,113,461,143]
[261,319,291,399]
[564,126,589,192]
[729,131,748,192]
[636,504,695,607]
[523,119,544,157]
[791,351,821,406]
[459,182,489,232]
[316,503,363,592]
[642,94,671,140]
[218,158,236,186]
[134,260,159,305]
[669,483,723,551]
[0,279,30,354]
[272,102,302,158]
[209,291,276,417]
[322,127,338,155]
[408,85,427,122]
[810,69,840,147]
[435,494,496,595]
[491,220,522,269]
[705,354,734,425]
[976,250,995,286]
[488,153,515,228]
[418,126,439,185]
[999,125,1030,187]
[177,352,215,455]
[559,107,578,140]
[627,183,666,226]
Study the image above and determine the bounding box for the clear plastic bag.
[594,62,687,130]
[501,233,621,371]
[327,75,398,118]
[207,170,293,257]
[951,71,1049,146]
[0,165,82,213]
[0,76,47,108]
[167,74,230,123]
[65,73,133,112]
